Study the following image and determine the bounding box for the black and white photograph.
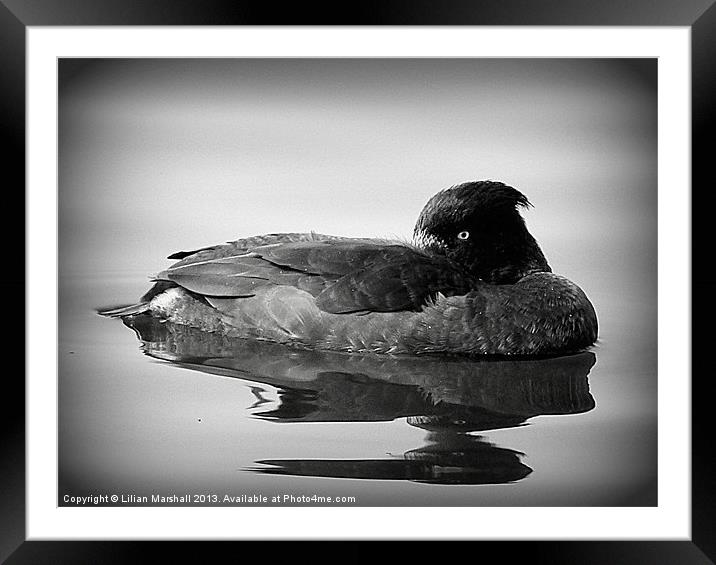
[2,0,710,558]
[58,57,657,508]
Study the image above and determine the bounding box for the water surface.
[58,270,656,506]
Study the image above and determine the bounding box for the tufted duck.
[100,181,598,356]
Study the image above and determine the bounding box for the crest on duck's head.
[413,180,531,240]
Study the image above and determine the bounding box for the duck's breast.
[407,272,598,355]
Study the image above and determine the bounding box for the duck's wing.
[155,236,474,314]
[166,232,355,266]
[253,240,476,312]
[315,250,474,313]
[158,239,397,299]
[98,234,366,318]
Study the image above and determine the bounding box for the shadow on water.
[122,314,597,485]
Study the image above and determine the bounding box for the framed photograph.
[6,1,711,562]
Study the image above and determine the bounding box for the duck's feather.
[166,245,220,260]
[167,232,352,269]
[97,302,151,317]
[156,234,477,314]
[315,251,474,313]
[255,240,396,275]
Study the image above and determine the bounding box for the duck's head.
[413,181,551,284]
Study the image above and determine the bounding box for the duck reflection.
[254,432,532,485]
[123,314,596,485]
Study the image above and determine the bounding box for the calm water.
[58,58,657,507]
[58,268,656,507]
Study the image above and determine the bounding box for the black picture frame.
[5,1,711,562]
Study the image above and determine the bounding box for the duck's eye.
[457,230,470,240]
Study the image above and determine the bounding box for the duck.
[100,180,598,356]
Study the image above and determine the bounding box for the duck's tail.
[97,302,151,318]
[98,281,176,318]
